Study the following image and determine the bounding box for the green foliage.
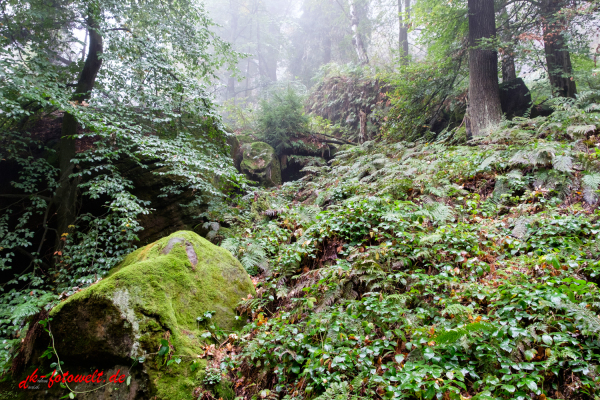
[215,109,600,399]
[257,89,310,155]
[307,65,387,143]
[203,366,222,386]
[222,237,268,276]
[381,57,467,142]
[0,0,246,375]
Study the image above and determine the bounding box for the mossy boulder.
[240,141,282,187]
[32,231,254,399]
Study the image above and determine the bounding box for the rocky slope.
[209,126,600,399]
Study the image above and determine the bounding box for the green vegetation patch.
[213,129,600,399]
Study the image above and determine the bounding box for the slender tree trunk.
[500,7,516,82]
[265,20,279,82]
[399,0,409,64]
[81,28,87,62]
[541,0,576,98]
[349,0,369,65]
[466,0,502,138]
[323,32,332,64]
[256,18,263,80]
[359,109,367,143]
[55,10,103,247]
[227,0,238,102]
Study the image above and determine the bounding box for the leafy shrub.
[257,89,310,155]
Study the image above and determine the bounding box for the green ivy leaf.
[502,384,516,393]
[541,334,553,345]
[524,349,536,361]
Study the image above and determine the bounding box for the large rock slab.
[11,231,254,399]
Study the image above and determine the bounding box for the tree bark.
[265,19,279,82]
[227,0,238,102]
[349,0,369,65]
[501,53,517,82]
[359,109,367,143]
[541,0,576,98]
[500,7,516,82]
[55,10,103,247]
[323,32,332,65]
[399,0,409,64]
[467,0,502,138]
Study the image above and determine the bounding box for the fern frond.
[441,304,474,320]
[511,217,530,239]
[544,347,579,368]
[479,154,497,171]
[434,322,493,344]
[221,238,241,255]
[526,322,548,341]
[423,202,454,225]
[582,173,600,205]
[314,381,351,400]
[582,173,600,190]
[552,155,573,172]
[420,233,442,244]
[562,301,600,338]
[11,303,40,325]
[567,125,595,136]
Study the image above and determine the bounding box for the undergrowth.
[211,112,600,399]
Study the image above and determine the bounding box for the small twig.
[0,194,52,202]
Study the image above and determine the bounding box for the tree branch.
[15,247,51,270]
[0,194,52,202]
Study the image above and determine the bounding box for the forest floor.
[207,122,600,400]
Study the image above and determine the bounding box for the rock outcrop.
[14,231,254,399]
[240,141,282,187]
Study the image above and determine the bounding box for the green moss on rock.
[240,141,281,187]
[46,231,254,399]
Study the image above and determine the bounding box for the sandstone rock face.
[19,231,254,399]
[240,141,282,187]
[121,159,210,244]
[227,134,241,170]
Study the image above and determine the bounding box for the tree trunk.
[256,18,263,80]
[501,53,517,82]
[323,32,332,65]
[467,0,502,138]
[81,28,87,62]
[359,109,367,143]
[399,0,409,64]
[265,20,279,82]
[55,11,103,247]
[349,0,369,65]
[227,0,238,102]
[541,0,576,98]
[500,7,516,82]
